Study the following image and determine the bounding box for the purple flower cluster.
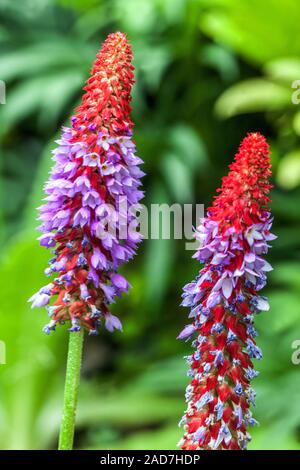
[29,125,144,334]
[178,133,275,450]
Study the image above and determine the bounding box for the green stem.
[58,329,84,450]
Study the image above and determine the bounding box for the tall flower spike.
[178,133,276,450]
[29,32,144,335]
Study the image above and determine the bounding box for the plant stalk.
[58,329,84,450]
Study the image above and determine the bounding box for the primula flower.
[29,32,144,335]
[178,133,276,450]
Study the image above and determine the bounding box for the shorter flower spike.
[29,32,144,334]
[178,133,276,450]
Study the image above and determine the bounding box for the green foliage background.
[0,0,300,450]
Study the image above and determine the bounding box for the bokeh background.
[0,0,300,450]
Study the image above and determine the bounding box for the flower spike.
[178,133,275,450]
[29,32,144,334]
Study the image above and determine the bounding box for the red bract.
[74,31,134,139]
[210,133,272,231]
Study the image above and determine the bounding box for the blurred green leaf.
[292,111,300,136]
[168,124,208,171]
[0,236,67,449]
[277,151,300,189]
[200,0,300,64]
[215,79,291,118]
[201,44,239,81]
[133,356,187,393]
[23,134,59,230]
[55,0,99,11]
[0,41,87,82]
[144,184,174,312]
[37,71,84,130]
[86,423,181,450]
[270,262,300,291]
[134,43,171,91]
[263,291,300,333]
[265,58,300,84]
[78,388,182,428]
[0,76,50,134]
[0,72,83,135]
[162,153,193,202]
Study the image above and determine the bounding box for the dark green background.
[0,0,300,450]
